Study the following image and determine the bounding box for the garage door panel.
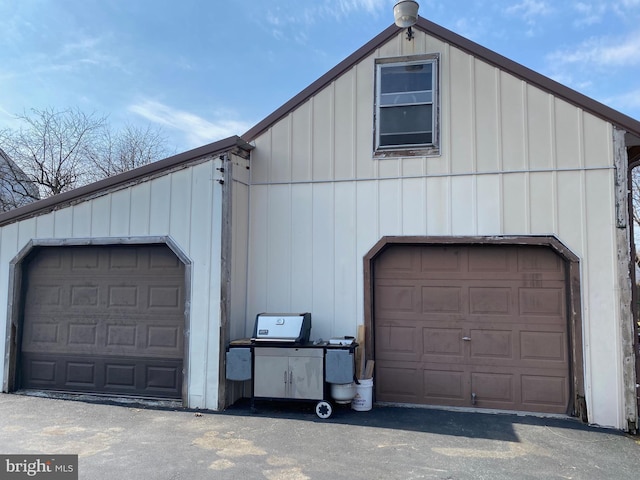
[421,286,463,313]
[469,330,513,360]
[20,245,185,399]
[471,372,514,405]
[376,364,420,403]
[375,284,418,314]
[375,324,420,360]
[519,287,565,316]
[521,375,568,411]
[423,327,464,357]
[423,369,466,403]
[374,244,570,414]
[520,331,567,362]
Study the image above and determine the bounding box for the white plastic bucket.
[351,378,373,411]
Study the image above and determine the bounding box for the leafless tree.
[0,147,40,211]
[0,107,106,198]
[88,123,170,181]
[0,107,170,212]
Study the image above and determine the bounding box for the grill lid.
[251,313,312,344]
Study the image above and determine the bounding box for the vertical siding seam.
[496,68,504,172]
[201,161,215,404]
[330,82,336,181]
[352,66,357,179]
[471,58,478,235]
[445,43,452,175]
[579,167,593,416]
[288,114,293,184]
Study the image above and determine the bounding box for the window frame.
[374,54,440,158]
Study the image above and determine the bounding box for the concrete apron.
[0,393,638,480]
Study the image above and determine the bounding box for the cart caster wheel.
[315,401,333,419]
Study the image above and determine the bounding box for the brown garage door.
[19,244,185,399]
[374,244,570,413]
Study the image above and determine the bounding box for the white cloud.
[505,0,552,22]
[128,100,252,149]
[572,2,607,26]
[547,34,640,67]
[263,0,387,41]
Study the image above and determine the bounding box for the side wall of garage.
[244,29,629,428]
[0,155,225,410]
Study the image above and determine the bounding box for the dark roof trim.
[0,135,253,228]
[243,17,640,141]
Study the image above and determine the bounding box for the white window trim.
[373,53,440,159]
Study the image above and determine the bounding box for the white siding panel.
[334,182,357,335]
[556,171,585,253]
[334,70,356,181]
[291,104,312,182]
[251,133,271,184]
[583,169,618,427]
[502,174,528,234]
[529,172,555,233]
[555,100,582,169]
[449,49,474,174]
[476,175,501,234]
[290,184,313,312]
[169,170,191,246]
[451,176,475,235]
[35,213,54,238]
[17,218,37,247]
[312,183,335,341]
[72,201,92,237]
[110,189,132,236]
[90,196,111,237]
[266,185,292,310]
[402,157,425,177]
[402,178,427,235]
[270,116,292,183]
[355,59,375,179]
[426,177,450,235]
[583,114,612,168]
[312,89,333,181]
[356,181,378,325]
[231,181,250,340]
[53,209,73,238]
[356,181,378,253]
[129,182,151,236]
[149,175,171,234]
[475,61,500,172]
[527,86,554,170]
[378,180,402,236]
[500,73,526,171]
[247,184,269,329]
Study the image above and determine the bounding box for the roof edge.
[414,17,640,137]
[0,135,252,228]
[243,17,640,142]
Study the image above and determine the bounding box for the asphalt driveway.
[0,393,638,479]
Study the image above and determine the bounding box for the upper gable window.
[375,54,439,157]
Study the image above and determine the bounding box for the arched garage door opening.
[14,243,186,400]
[364,237,585,417]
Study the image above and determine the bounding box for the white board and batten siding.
[246,30,625,427]
[0,156,226,410]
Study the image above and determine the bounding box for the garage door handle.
[462,336,471,341]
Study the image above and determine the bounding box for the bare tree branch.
[0,107,172,212]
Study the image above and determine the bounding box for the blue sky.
[1,0,639,154]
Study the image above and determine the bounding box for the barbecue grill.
[226,312,358,418]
